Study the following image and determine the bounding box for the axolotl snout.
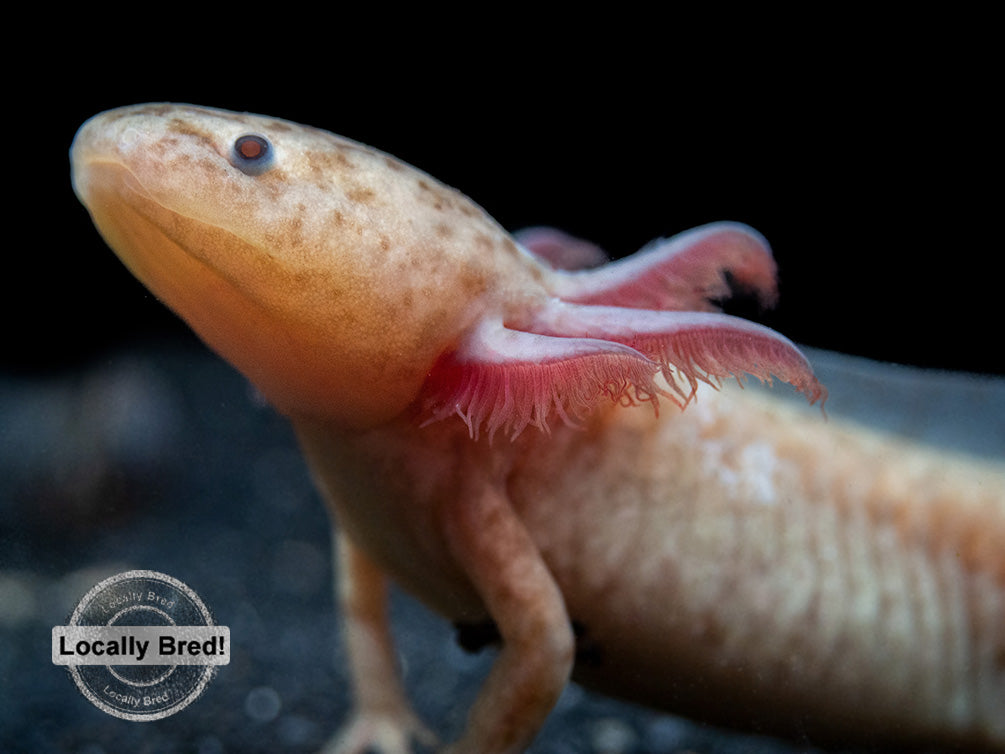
[71,104,1005,753]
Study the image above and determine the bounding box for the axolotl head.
[71,104,546,428]
[73,104,823,438]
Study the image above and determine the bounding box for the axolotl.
[70,104,1005,753]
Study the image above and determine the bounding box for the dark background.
[7,27,1002,379]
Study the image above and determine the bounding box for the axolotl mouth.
[72,140,299,411]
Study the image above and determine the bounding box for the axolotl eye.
[231,134,274,176]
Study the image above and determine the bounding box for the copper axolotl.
[70,104,1005,753]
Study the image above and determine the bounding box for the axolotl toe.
[71,104,1005,753]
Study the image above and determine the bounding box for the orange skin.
[73,104,1004,753]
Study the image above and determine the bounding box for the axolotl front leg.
[317,455,575,754]
[440,477,575,753]
[323,529,438,754]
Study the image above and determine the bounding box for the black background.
[8,25,1002,379]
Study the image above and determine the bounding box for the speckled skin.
[296,386,1005,751]
[72,105,1005,753]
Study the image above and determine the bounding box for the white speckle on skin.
[739,441,782,505]
[699,438,781,506]
[120,127,141,148]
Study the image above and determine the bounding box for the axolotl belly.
[71,104,1005,753]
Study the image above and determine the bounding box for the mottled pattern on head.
[72,104,548,427]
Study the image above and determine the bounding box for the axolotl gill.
[70,104,1005,753]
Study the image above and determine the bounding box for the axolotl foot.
[321,707,439,754]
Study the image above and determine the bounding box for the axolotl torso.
[71,104,1005,753]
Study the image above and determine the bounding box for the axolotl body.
[71,104,1005,753]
